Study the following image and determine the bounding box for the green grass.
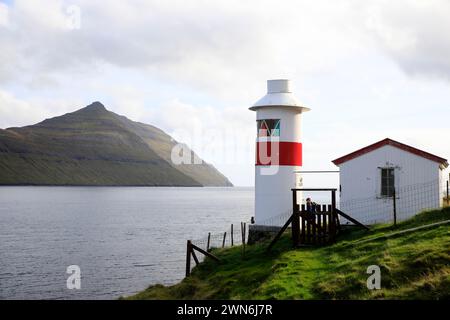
[127,207,450,300]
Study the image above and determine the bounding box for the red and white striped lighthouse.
[250,79,310,224]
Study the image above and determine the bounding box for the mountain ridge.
[0,102,233,187]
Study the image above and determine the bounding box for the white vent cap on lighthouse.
[267,79,292,93]
[249,79,311,112]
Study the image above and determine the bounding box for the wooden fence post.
[291,189,300,247]
[241,222,244,256]
[393,187,397,227]
[241,222,246,257]
[185,240,192,277]
[191,250,200,266]
[206,233,211,252]
[222,232,227,248]
[243,223,246,255]
[330,190,337,242]
[231,224,234,246]
[191,243,220,263]
[301,204,306,244]
[240,222,243,241]
[267,214,294,252]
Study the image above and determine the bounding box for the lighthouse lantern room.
[250,79,310,224]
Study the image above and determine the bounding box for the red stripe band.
[255,141,302,166]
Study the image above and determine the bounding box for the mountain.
[0,102,233,186]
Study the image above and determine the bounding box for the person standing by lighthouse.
[250,79,311,225]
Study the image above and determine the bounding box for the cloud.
[106,85,149,122]
[151,99,256,186]
[0,0,369,96]
[0,90,37,128]
[154,99,255,164]
[365,0,450,80]
[0,3,8,27]
[2,0,450,92]
[1,0,450,186]
[0,90,80,128]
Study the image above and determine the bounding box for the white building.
[332,138,448,225]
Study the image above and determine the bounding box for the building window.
[381,168,395,197]
[257,119,280,137]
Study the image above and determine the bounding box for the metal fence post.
[393,187,397,227]
[447,180,449,206]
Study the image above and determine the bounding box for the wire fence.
[338,179,448,225]
[191,221,249,251]
[190,178,450,253]
[190,209,293,254]
[185,178,449,277]
[251,209,293,228]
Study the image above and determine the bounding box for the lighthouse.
[250,79,311,224]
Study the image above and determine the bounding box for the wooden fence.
[297,204,339,245]
[291,188,339,247]
[185,222,248,277]
[185,240,220,277]
[268,188,368,251]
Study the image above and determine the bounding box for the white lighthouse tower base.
[255,166,302,225]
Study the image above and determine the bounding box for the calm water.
[0,187,253,300]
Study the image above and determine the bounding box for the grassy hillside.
[0,102,232,186]
[128,207,450,300]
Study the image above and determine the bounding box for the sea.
[0,187,253,300]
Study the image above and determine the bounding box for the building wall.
[338,145,441,225]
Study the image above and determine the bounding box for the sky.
[0,0,449,186]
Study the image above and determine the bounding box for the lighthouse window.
[257,119,280,137]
